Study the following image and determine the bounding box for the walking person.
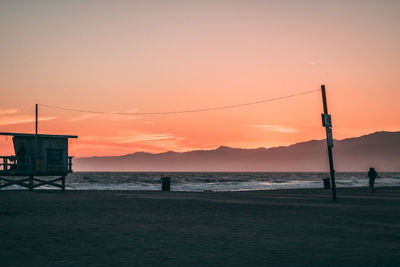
[368,167,378,193]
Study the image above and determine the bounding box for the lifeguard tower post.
[0,132,77,191]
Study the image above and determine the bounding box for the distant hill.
[73,131,400,172]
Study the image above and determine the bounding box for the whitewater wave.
[3,172,399,191]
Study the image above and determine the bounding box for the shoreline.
[2,184,399,191]
[2,184,400,193]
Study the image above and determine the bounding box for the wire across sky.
[39,88,321,116]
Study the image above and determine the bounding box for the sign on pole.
[321,85,337,202]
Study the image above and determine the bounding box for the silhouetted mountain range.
[73,131,400,172]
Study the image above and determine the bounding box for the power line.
[39,88,320,115]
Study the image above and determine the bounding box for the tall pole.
[34,104,39,181]
[321,85,337,202]
[35,104,38,135]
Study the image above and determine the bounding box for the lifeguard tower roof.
[0,132,78,138]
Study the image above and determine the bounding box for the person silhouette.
[368,167,378,193]
[17,144,27,170]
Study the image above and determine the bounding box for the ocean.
[3,172,399,191]
[58,172,400,191]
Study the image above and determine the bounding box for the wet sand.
[1,187,400,266]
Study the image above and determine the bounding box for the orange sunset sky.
[0,0,399,157]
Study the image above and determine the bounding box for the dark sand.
[1,187,400,266]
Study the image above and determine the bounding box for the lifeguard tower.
[0,132,77,191]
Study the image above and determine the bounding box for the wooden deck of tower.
[0,132,77,191]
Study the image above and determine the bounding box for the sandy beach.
[1,187,399,266]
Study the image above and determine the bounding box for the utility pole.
[321,85,337,202]
[36,104,38,135]
[34,104,39,187]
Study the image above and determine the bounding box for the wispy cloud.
[0,108,18,115]
[113,133,174,143]
[0,116,55,126]
[0,108,55,126]
[252,124,298,133]
[68,113,140,122]
[81,132,183,144]
[68,114,98,122]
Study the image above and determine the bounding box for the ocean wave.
[3,172,400,191]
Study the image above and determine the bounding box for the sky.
[0,0,399,157]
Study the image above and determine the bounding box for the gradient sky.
[0,0,399,156]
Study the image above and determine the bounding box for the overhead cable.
[39,88,320,115]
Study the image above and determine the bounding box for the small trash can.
[161,177,171,191]
[323,178,331,189]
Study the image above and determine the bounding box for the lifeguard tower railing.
[0,155,74,176]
